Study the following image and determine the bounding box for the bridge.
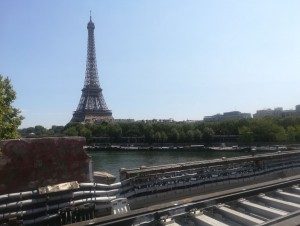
[72,175,300,226]
[1,150,300,225]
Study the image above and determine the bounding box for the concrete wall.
[0,137,91,195]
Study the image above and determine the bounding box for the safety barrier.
[0,182,123,225]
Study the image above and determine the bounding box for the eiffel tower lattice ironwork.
[71,15,113,123]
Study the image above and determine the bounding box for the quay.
[1,138,300,225]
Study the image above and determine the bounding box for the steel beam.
[189,210,229,226]
[257,194,300,212]
[214,204,264,225]
[237,198,288,219]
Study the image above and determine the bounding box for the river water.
[87,150,249,181]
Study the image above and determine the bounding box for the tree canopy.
[17,116,300,144]
[0,75,24,140]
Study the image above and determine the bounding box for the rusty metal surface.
[0,137,91,195]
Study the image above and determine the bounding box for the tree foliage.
[202,127,215,143]
[0,75,23,139]
[238,126,254,144]
[18,114,300,144]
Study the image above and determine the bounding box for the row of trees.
[62,122,216,143]
[18,116,300,144]
[19,122,215,143]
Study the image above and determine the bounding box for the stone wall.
[0,137,91,195]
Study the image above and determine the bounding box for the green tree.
[34,125,47,136]
[169,128,180,143]
[154,131,161,142]
[294,125,300,141]
[275,127,287,142]
[78,126,92,138]
[107,123,122,139]
[63,127,78,136]
[286,126,296,142]
[161,131,168,143]
[186,130,194,142]
[251,119,278,142]
[143,124,154,142]
[49,125,64,135]
[194,129,202,142]
[125,124,140,137]
[0,75,24,139]
[179,130,186,142]
[91,124,107,137]
[202,127,215,144]
[238,126,254,144]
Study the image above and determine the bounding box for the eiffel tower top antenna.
[90,10,92,21]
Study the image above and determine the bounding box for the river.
[87,150,249,181]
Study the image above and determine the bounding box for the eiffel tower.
[71,15,113,123]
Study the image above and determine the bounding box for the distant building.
[184,119,202,123]
[204,111,251,122]
[113,119,135,123]
[113,119,201,124]
[137,119,175,124]
[253,105,300,118]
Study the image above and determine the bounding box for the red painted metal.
[0,137,91,195]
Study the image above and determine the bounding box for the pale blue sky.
[1,0,300,128]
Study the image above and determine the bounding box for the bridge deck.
[70,174,300,226]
